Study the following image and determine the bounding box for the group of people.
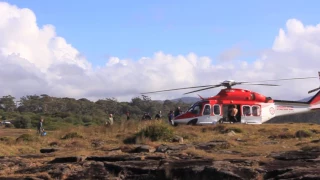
[37,108,183,133]
[37,105,238,133]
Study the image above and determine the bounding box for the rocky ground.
[0,140,319,180]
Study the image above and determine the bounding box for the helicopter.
[141,72,320,125]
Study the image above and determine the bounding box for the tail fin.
[308,90,320,105]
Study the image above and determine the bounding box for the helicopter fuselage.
[172,88,320,125]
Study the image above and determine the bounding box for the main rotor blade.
[140,84,218,94]
[308,87,320,94]
[240,76,317,83]
[183,85,221,95]
[239,83,280,86]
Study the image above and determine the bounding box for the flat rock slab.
[155,144,192,153]
[195,140,230,150]
[270,150,320,160]
[50,156,86,163]
[40,148,59,153]
[86,155,142,162]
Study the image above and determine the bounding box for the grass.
[0,120,319,162]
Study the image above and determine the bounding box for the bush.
[5,123,14,128]
[295,130,312,138]
[61,132,83,140]
[124,122,174,144]
[12,116,32,129]
[16,134,38,142]
[0,136,13,143]
[137,123,174,141]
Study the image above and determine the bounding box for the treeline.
[0,94,193,130]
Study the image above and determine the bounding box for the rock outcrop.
[0,143,319,180]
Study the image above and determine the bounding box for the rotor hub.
[221,80,236,88]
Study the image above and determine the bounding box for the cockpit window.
[188,103,202,115]
[193,105,201,115]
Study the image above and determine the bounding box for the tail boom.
[273,90,320,116]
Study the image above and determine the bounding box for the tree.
[0,95,16,112]
[12,115,32,129]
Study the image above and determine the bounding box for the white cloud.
[0,2,319,102]
[217,45,242,62]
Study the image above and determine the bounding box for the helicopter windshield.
[187,102,198,112]
[187,102,203,115]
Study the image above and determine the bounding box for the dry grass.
[0,121,319,161]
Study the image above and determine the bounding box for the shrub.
[0,136,12,143]
[137,123,174,141]
[5,123,14,128]
[124,122,174,143]
[61,132,83,140]
[12,116,31,129]
[295,130,312,138]
[16,134,38,142]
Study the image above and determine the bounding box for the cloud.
[217,45,242,61]
[0,2,319,102]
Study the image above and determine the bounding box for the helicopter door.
[198,104,212,124]
[222,105,230,121]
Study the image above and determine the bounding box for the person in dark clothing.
[174,107,181,117]
[155,111,162,120]
[142,113,152,120]
[37,118,44,135]
[126,112,130,120]
[168,110,174,124]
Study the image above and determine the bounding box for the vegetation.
[0,94,193,130]
[0,121,319,161]
[134,121,174,142]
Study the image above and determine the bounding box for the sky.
[0,0,320,102]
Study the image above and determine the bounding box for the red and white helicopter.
[141,72,320,125]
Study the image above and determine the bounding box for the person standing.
[37,118,44,135]
[106,114,114,126]
[155,111,162,120]
[229,105,238,123]
[174,107,181,117]
[168,110,174,124]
